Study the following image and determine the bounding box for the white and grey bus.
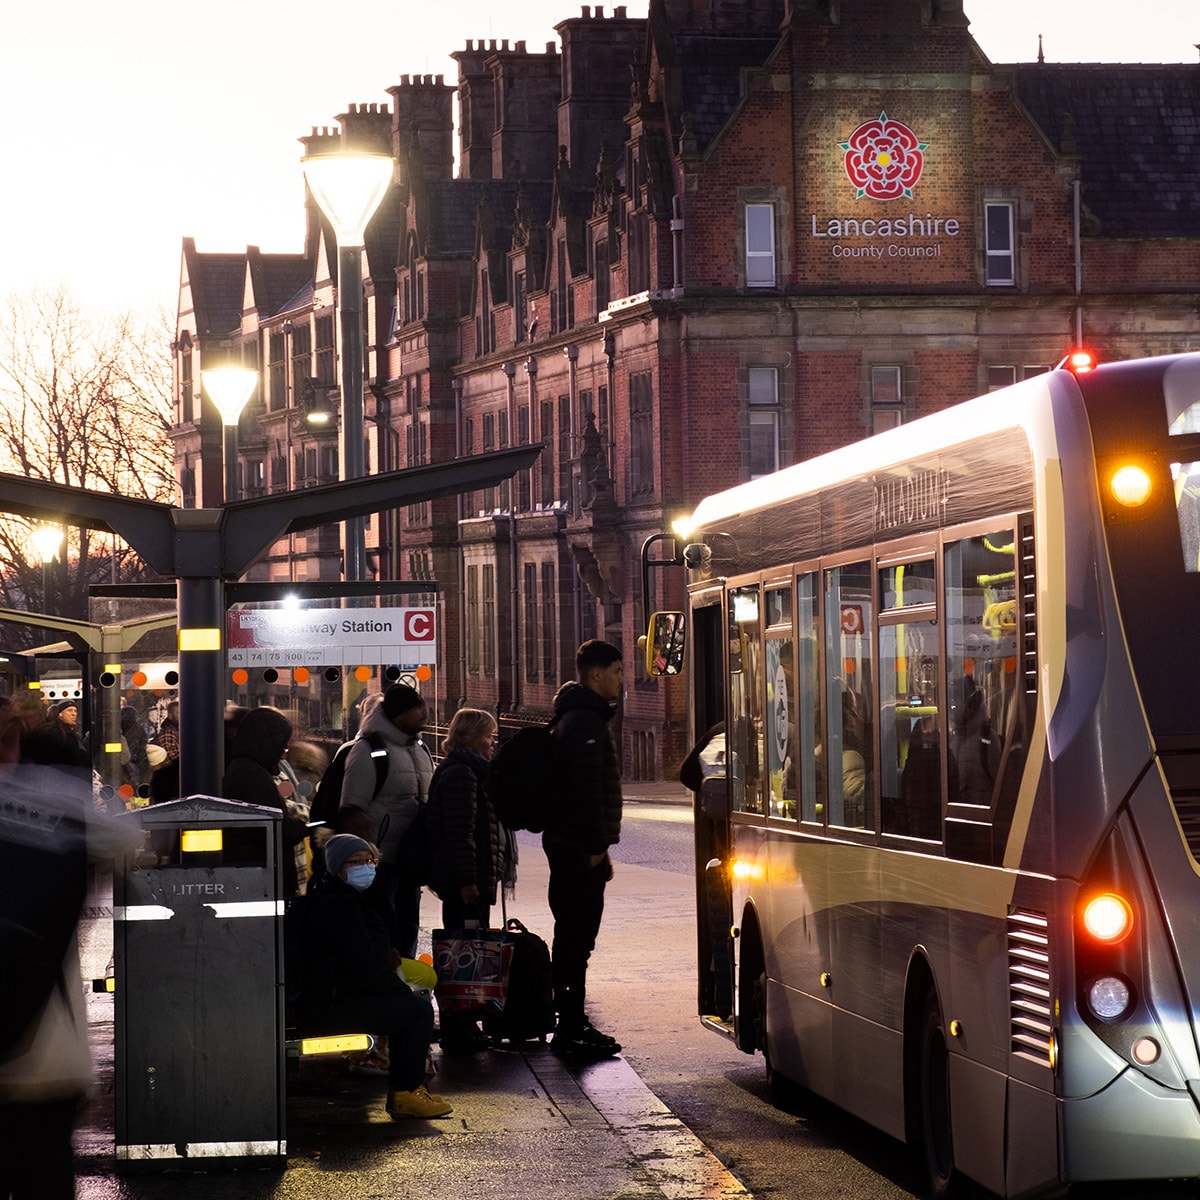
[651,351,1200,1197]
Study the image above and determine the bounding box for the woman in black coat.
[427,707,507,1051]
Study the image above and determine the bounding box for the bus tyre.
[918,990,968,1200]
[755,969,795,1104]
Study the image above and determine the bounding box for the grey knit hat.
[325,834,374,878]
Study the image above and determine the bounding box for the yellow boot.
[387,1084,453,1119]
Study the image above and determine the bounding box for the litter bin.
[113,795,285,1171]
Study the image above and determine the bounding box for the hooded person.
[221,706,309,896]
[294,833,452,1121]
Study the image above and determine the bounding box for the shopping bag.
[431,928,515,1015]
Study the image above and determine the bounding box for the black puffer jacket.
[426,747,505,904]
[295,874,410,1026]
[549,681,622,854]
[221,706,307,894]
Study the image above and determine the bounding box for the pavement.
[73,782,752,1200]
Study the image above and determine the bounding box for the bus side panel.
[830,1008,905,1139]
[1005,1079,1060,1199]
[767,977,835,1095]
[948,1056,1008,1196]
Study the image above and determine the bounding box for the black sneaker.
[552,1020,621,1058]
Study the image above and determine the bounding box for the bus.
[650,351,1200,1198]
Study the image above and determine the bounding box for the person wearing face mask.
[295,834,452,1120]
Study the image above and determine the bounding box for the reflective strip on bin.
[203,901,285,919]
[113,905,174,921]
[116,1140,286,1161]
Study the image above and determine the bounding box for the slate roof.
[420,180,554,256]
[673,34,780,150]
[185,248,244,338]
[1011,64,1200,238]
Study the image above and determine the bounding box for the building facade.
[173,0,1200,776]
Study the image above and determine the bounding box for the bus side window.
[878,556,941,840]
[728,585,764,815]
[796,573,821,823]
[824,562,874,830]
[944,530,1016,811]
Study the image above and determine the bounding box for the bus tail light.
[1081,893,1133,943]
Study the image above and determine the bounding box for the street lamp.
[300,150,393,581]
[201,367,259,504]
[31,522,65,612]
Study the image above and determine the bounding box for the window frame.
[984,201,1016,287]
[744,202,777,289]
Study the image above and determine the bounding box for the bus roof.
[681,368,1071,538]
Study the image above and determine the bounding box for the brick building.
[173,0,1200,777]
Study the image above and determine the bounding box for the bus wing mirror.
[645,611,686,677]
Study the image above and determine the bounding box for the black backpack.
[309,733,388,834]
[488,720,559,833]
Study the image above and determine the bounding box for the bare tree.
[0,288,174,644]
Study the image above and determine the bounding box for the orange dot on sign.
[294,667,310,684]
[355,665,372,682]
[232,669,249,686]
[132,671,147,687]
[118,784,134,799]
[415,665,432,682]
[418,953,433,965]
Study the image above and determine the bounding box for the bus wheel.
[754,968,796,1104]
[917,990,967,1200]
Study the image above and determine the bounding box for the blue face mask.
[344,863,377,892]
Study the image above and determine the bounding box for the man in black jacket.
[544,639,625,1057]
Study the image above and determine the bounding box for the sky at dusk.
[3,0,1196,317]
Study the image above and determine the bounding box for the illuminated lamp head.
[1109,464,1153,508]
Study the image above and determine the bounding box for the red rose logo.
[840,113,928,201]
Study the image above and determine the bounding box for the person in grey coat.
[338,685,433,956]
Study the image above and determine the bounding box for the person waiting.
[295,834,452,1120]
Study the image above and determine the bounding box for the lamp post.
[31,522,65,613]
[201,368,259,504]
[300,150,393,581]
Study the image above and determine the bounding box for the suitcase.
[483,918,555,1044]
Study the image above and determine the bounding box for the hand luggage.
[483,918,555,1044]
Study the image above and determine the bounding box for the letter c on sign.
[404,610,434,641]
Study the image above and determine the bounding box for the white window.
[987,364,1048,391]
[985,202,1015,285]
[871,365,903,433]
[745,203,776,287]
[748,366,779,477]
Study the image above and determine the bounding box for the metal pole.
[338,242,366,581]
[223,424,239,504]
[177,574,225,797]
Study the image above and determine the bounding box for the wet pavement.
[72,783,751,1199]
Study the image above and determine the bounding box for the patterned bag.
[431,928,515,1015]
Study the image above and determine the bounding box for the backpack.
[309,732,388,833]
[482,918,555,1044]
[488,720,559,833]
